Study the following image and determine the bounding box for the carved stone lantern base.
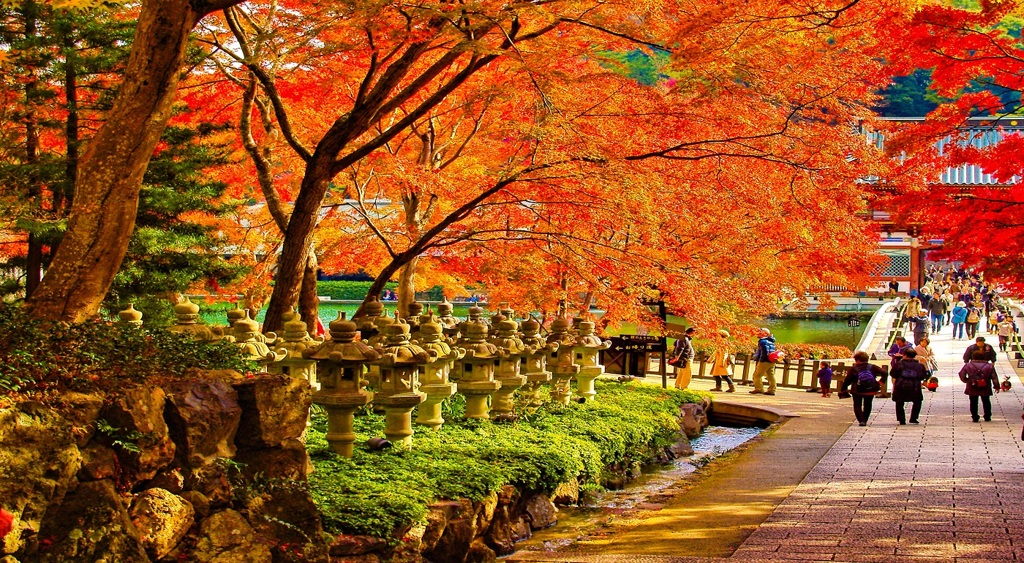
[576,366,605,402]
[378,392,426,446]
[523,372,552,405]
[315,391,373,458]
[459,381,501,419]
[416,382,457,430]
[491,375,527,418]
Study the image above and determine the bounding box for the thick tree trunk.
[262,157,335,332]
[298,250,320,332]
[396,256,419,319]
[26,0,206,322]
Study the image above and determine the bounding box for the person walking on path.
[905,294,922,332]
[890,349,928,425]
[998,316,1015,352]
[886,336,911,395]
[942,290,955,325]
[988,308,1000,334]
[910,312,930,346]
[962,336,997,364]
[958,349,1000,422]
[914,337,937,376]
[840,351,886,426]
[951,301,968,340]
[750,328,779,396]
[672,327,696,390]
[709,330,736,393]
[817,361,834,398]
[927,294,946,333]
[966,304,983,339]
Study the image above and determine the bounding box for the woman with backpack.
[891,349,929,425]
[840,351,888,426]
[951,301,969,340]
[966,304,983,339]
[959,349,1000,422]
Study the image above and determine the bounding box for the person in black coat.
[959,349,1000,422]
[962,336,997,364]
[840,351,888,426]
[891,349,929,425]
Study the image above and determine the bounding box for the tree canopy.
[1,0,1022,328]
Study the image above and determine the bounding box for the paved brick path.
[734,324,1024,562]
[512,321,1024,562]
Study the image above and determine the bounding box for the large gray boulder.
[233,374,311,448]
[101,385,176,483]
[190,509,271,562]
[163,378,242,468]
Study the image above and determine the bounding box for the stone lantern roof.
[304,313,380,364]
[376,322,434,365]
[173,297,201,324]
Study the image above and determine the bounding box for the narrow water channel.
[512,425,762,554]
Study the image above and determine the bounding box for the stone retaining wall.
[0,370,324,563]
[1,377,711,563]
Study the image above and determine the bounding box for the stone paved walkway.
[734,324,1024,562]
[512,320,1024,562]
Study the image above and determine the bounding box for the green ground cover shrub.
[0,304,255,398]
[307,382,708,538]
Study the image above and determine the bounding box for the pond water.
[514,424,762,554]
[761,317,862,349]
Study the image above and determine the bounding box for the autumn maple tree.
[881,1,1024,288]
[190,0,918,332]
[0,0,960,329]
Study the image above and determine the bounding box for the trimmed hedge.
[307,382,708,537]
[315,280,446,301]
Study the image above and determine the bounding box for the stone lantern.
[233,312,285,369]
[405,301,425,338]
[454,320,504,419]
[547,317,580,405]
[226,305,247,330]
[268,309,322,389]
[411,313,463,429]
[436,298,460,339]
[118,303,144,327]
[168,298,216,342]
[304,313,380,457]
[457,304,488,338]
[488,315,528,419]
[355,298,386,342]
[373,322,432,447]
[572,321,612,402]
[520,318,556,405]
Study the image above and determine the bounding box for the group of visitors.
[837,334,1002,427]
[905,267,1013,343]
[668,266,1014,428]
[670,326,767,394]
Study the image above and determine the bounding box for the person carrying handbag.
[671,327,697,390]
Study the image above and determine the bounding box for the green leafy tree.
[105,122,246,326]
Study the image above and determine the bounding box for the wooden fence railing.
[653,354,894,394]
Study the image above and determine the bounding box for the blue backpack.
[855,364,880,393]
